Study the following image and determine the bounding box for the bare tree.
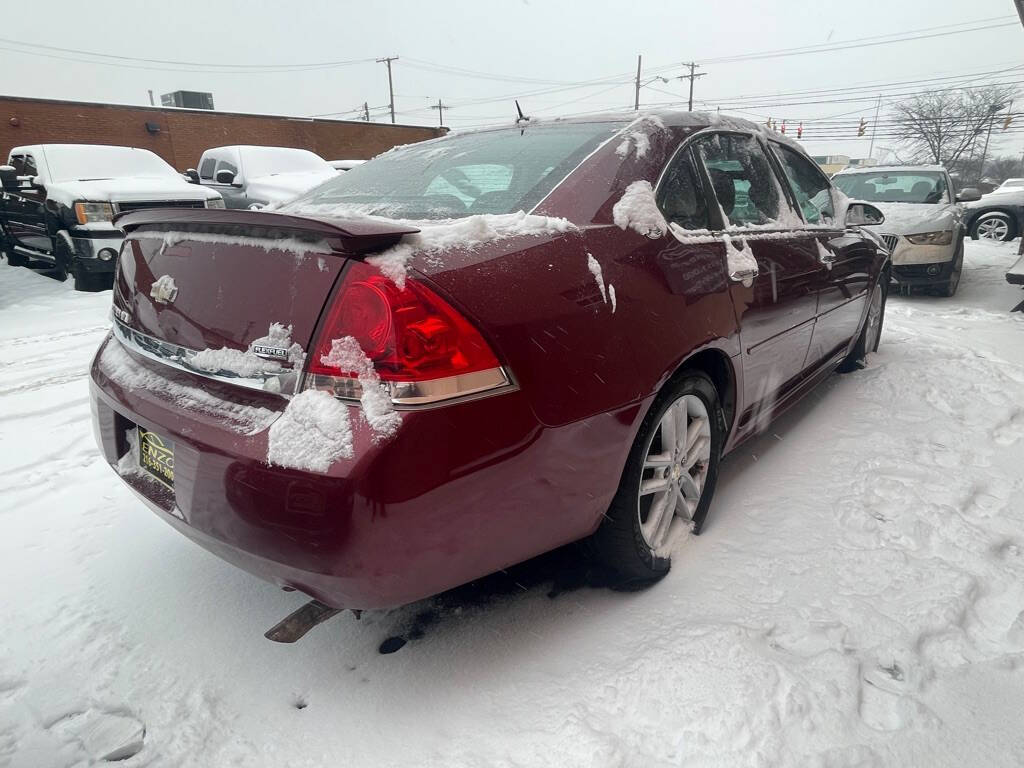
[984,154,1024,182]
[891,85,1017,170]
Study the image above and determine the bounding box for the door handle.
[728,266,758,284]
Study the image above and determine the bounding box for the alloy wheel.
[976,217,1010,241]
[637,394,712,551]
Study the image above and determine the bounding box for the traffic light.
[797,122,803,139]
[857,119,867,136]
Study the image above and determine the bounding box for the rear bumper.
[89,334,633,609]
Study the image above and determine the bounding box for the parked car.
[329,159,365,171]
[997,177,1024,190]
[0,144,223,290]
[832,165,977,296]
[90,112,888,627]
[186,146,338,209]
[962,184,1024,243]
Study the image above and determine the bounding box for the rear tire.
[839,276,886,372]
[591,371,725,585]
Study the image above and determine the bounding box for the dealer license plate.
[138,426,174,488]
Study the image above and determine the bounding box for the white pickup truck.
[0,144,223,290]
[185,145,337,209]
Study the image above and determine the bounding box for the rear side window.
[692,133,781,227]
[23,155,38,176]
[772,143,835,224]
[199,157,216,180]
[656,148,709,230]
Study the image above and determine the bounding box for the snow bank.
[98,340,276,435]
[367,211,576,288]
[267,389,353,472]
[320,336,402,442]
[612,180,667,238]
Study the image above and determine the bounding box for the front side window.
[280,121,622,220]
[833,171,949,204]
[8,155,25,175]
[772,143,835,224]
[692,133,782,227]
[23,155,38,177]
[656,147,709,230]
[215,159,238,178]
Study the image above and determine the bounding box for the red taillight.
[308,261,500,384]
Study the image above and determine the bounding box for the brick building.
[0,95,446,170]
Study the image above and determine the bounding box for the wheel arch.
[665,346,737,442]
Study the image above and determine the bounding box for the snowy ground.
[2,240,1024,767]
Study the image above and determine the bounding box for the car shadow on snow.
[373,541,631,654]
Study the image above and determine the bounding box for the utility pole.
[363,102,370,121]
[633,55,642,111]
[681,62,706,112]
[147,90,154,106]
[376,56,399,124]
[1015,0,1024,29]
[431,99,449,127]
[867,94,881,159]
[978,103,1002,177]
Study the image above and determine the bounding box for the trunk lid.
[111,209,418,389]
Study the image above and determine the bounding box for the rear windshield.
[833,171,949,204]
[280,121,623,220]
[41,145,179,182]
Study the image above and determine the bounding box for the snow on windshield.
[833,171,949,205]
[42,145,180,182]
[279,121,622,221]
[240,146,333,178]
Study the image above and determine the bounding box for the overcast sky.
[3,0,1023,161]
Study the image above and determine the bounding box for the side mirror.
[0,165,18,192]
[956,187,982,203]
[215,169,236,185]
[183,168,200,184]
[845,202,884,227]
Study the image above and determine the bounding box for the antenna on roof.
[515,100,530,126]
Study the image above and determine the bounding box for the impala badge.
[150,275,178,304]
[251,344,289,360]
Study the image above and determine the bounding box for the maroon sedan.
[90,112,888,619]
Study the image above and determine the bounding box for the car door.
[1,152,52,255]
[691,131,825,436]
[769,141,874,367]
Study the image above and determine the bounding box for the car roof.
[835,164,948,175]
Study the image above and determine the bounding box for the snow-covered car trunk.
[110,208,418,391]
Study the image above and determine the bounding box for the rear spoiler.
[115,207,420,256]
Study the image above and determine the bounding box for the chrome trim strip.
[304,367,517,410]
[111,319,517,408]
[112,319,301,396]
